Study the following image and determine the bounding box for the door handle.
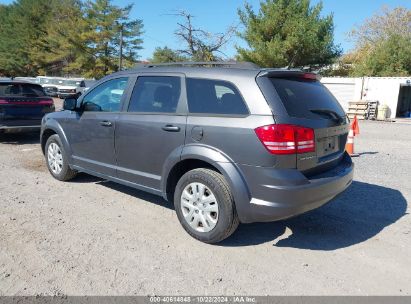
[100,121,112,127]
[162,125,180,132]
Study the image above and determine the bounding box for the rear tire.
[45,134,77,181]
[174,168,239,243]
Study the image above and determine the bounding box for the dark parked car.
[40,62,353,243]
[0,81,55,133]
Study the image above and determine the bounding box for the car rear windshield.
[268,77,345,119]
[0,83,46,97]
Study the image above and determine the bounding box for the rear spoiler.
[257,69,321,81]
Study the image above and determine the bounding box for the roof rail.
[134,61,260,69]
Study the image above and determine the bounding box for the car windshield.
[63,80,81,86]
[49,78,61,85]
[38,78,55,85]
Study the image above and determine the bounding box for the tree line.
[0,0,409,79]
[0,0,143,78]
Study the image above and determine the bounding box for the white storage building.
[321,77,411,119]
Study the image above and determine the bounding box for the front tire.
[45,134,77,181]
[174,168,239,243]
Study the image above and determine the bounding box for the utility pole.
[118,23,123,71]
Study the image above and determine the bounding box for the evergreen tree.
[150,47,188,63]
[81,0,143,78]
[37,0,86,76]
[0,0,144,78]
[113,4,144,70]
[236,0,341,68]
[0,0,52,76]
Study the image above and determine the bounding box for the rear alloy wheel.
[45,134,77,181]
[174,168,239,243]
[181,182,219,233]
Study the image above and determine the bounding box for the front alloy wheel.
[45,134,77,181]
[47,142,63,175]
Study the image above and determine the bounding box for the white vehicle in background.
[57,78,86,99]
[36,76,62,97]
[14,77,37,83]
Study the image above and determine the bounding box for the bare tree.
[349,6,411,48]
[173,11,236,61]
[347,6,411,76]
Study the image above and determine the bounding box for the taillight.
[301,73,318,80]
[255,124,315,155]
[0,99,53,105]
[38,99,54,106]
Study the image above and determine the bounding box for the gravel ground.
[0,120,410,296]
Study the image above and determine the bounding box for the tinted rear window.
[268,78,345,119]
[186,78,248,115]
[0,83,45,97]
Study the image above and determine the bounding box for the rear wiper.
[310,109,344,124]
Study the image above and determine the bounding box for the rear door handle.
[100,121,112,127]
[162,125,180,132]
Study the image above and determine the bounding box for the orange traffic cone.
[346,116,359,157]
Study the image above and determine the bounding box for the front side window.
[82,77,129,112]
[128,76,181,113]
[186,78,248,115]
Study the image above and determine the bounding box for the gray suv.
[40,62,353,243]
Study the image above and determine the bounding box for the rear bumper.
[0,125,41,133]
[236,153,354,223]
[0,118,42,133]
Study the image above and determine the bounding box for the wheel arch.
[40,120,72,161]
[162,144,252,223]
[41,129,57,154]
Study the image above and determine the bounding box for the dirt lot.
[0,120,410,296]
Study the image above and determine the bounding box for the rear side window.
[0,83,45,97]
[186,78,248,115]
[128,76,181,113]
[268,78,345,119]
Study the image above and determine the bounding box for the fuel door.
[191,126,204,142]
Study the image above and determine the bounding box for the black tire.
[45,134,77,181]
[174,168,239,243]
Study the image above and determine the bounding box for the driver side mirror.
[63,98,77,111]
